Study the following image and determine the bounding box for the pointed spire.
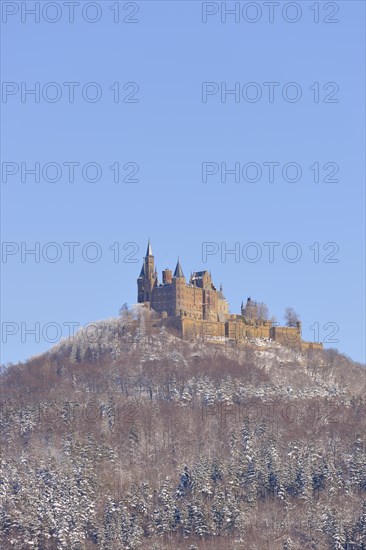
[146,238,153,257]
[139,263,145,277]
[173,257,185,278]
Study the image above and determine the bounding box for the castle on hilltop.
[137,240,322,350]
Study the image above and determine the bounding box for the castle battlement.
[137,240,322,351]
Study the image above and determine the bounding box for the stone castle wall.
[156,316,323,350]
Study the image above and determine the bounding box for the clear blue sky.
[1,1,365,364]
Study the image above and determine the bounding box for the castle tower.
[242,297,258,322]
[162,268,172,284]
[137,239,158,304]
[172,258,186,317]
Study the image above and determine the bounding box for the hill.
[1,309,365,549]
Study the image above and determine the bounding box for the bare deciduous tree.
[284,307,300,327]
[257,302,269,322]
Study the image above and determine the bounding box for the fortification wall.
[154,313,323,351]
[301,341,323,351]
[270,326,302,348]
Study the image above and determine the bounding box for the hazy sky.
[1,1,365,364]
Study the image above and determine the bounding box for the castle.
[137,240,322,350]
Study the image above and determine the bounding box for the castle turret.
[137,239,158,304]
[144,239,154,280]
[173,258,185,279]
[242,297,258,322]
[172,258,185,316]
[162,268,172,285]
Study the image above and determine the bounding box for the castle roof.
[174,258,185,278]
[139,263,145,277]
[217,291,227,301]
[146,239,153,257]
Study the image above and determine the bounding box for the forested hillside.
[1,309,365,549]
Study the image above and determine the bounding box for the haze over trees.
[0,308,365,549]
